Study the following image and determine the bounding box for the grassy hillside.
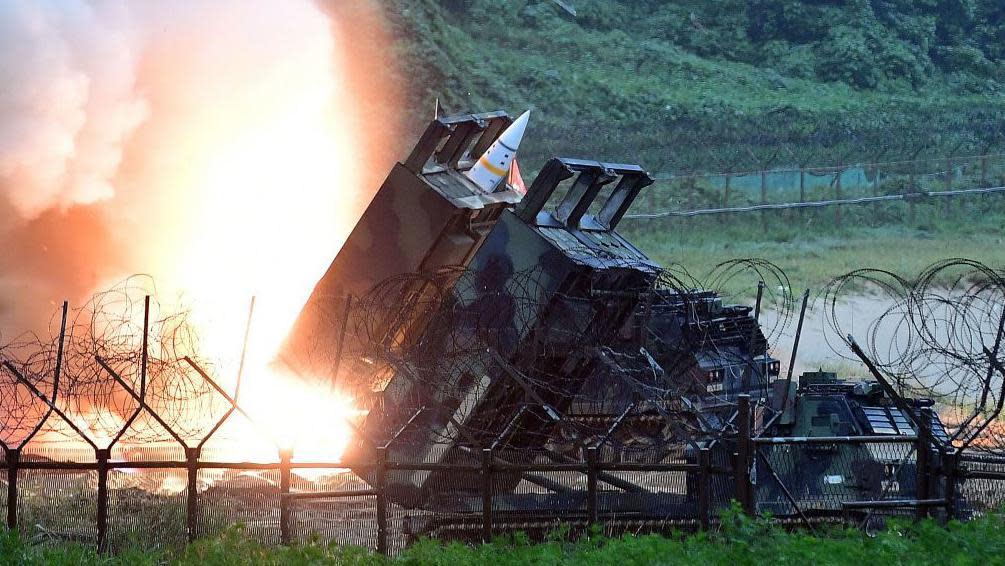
[382,1,1005,287]
[386,0,1005,174]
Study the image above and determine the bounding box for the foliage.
[383,0,1005,175]
[5,508,1005,564]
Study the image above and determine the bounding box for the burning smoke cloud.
[0,0,402,340]
[0,1,147,218]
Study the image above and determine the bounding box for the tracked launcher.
[280,111,774,515]
[282,111,524,382]
[0,107,987,549]
[275,110,971,540]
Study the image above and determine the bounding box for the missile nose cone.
[464,110,531,193]
[499,110,530,151]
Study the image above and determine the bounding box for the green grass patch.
[387,1,1005,174]
[626,205,1005,298]
[4,507,1005,565]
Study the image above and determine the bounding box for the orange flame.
[16,1,401,469]
[128,2,404,465]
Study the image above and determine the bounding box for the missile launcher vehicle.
[282,111,524,382]
[282,109,955,533]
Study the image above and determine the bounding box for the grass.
[388,0,1005,173]
[385,2,1005,297]
[4,507,1005,565]
[385,1,1005,304]
[625,205,1005,298]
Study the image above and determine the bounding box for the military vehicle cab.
[770,370,949,441]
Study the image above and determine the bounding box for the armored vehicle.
[281,109,954,534]
[755,370,952,518]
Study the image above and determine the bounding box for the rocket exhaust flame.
[1,282,365,485]
[0,0,401,471]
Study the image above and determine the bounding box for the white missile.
[465,110,529,192]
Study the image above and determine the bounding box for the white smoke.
[0,0,148,218]
[0,0,402,335]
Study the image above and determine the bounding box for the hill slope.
[386,0,1005,172]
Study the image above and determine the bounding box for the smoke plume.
[0,0,147,218]
[0,0,402,336]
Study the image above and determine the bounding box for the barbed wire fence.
[0,259,1004,553]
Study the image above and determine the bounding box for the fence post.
[916,408,932,520]
[185,447,199,543]
[907,172,916,226]
[482,448,493,543]
[735,395,752,514]
[980,155,988,187]
[586,446,598,526]
[96,448,110,552]
[723,176,731,221]
[944,157,954,217]
[649,178,658,231]
[331,295,353,385]
[279,448,292,545]
[798,167,806,220]
[376,446,388,556]
[943,448,958,522]
[834,171,843,228]
[698,447,711,530]
[760,170,768,232]
[6,448,19,532]
[872,165,881,225]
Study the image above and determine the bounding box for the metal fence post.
[907,169,917,225]
[721,175,732,222]
[872,165,881,224]
[916,408,932,520]
[736,395,752,514]
[96,448,110,552]
[279,448,292,545]
[698,447,711,530]
[798,167,806,213]
[482,448,493,543]
[685,180,695,218]
[586,446,598,526]
[376,446,388,556]
[945,157,954,216]
[943,448,958,522]
[648,180,658,230]
[331,295,353,386]
[185,447,199,542]
[760,170,768,232]
[6,449,19,531]
[834,171,843,228]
